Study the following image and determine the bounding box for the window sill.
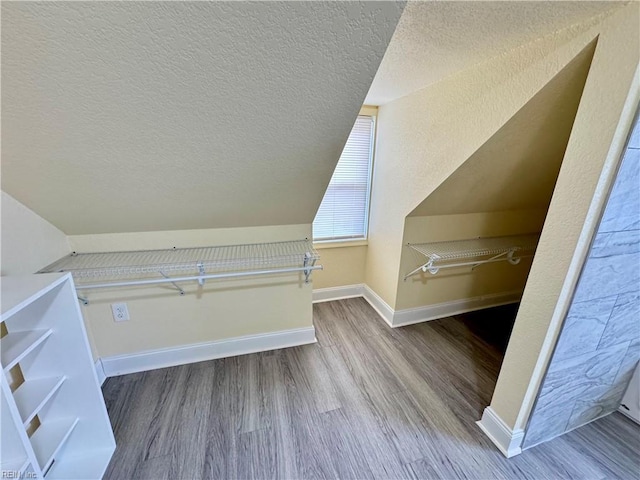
[313,240,368,250]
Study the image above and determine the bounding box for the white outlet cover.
[111,303,130,322]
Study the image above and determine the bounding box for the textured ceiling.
[409,41,596,217]
[1,1,404,234]
[366,1,620,105]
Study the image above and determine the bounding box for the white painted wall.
[0,191,70,276]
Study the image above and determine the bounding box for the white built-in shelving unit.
[1,273,115,479]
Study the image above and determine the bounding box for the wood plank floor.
[102,298,640,480]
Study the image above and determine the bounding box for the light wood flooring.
[102,298,640,479]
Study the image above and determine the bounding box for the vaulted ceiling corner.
[409,41,597,217]
[1,1,404,234]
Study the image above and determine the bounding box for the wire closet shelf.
[404,233,540,280]
[39,239,321,304]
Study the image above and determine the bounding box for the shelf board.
[409,234,539,262]
[44,446,115,479]
[30,417,79,473]
[1,273,69,320]
[39,240,320,282]
[404,233,540,279]
[13,376,66,426]
[1,329,53,372]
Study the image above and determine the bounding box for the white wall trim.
[392,290,522,327]
[94,359,107,387]
[477,406,524,458]
[314,284,521,328]
[100,326,316,377]
[362,285,395,327]
[312,284,365,303]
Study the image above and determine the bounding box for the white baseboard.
[312,284,365,303]
[314,284,521,328]
[392,290,522,327]
[477,406,524,458]
[100,326,316,377]
[362,284,394,327]
[94,359,107,387]
[97,287,519,378]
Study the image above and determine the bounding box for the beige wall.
[0,194,317,361]
[78,276,312,359]
[1,5,635,444]
[0,191,70,275]
[366,17,606,310]
[68,224,314,359]
[409,43,594,217]
[397,44,592,311]
[364,2,638,434]
[312,243,368,289]
[491,4,640,430]
[69,224,312,252]
[398,210,546,310]
[2,2,403,235]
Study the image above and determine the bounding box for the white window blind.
[313,115,374,241]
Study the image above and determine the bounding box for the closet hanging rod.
[76,265,323,291]
[403,252,535,279]
[404,233,539,279]
[39,239,321,304]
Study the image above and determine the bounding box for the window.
[313,115,375,242]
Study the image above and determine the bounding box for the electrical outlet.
[111,303,130,322]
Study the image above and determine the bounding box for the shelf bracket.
[197,262,206,286]
[471,251,509,270]
[423,255,440,275]
[507,249,521,265]
[303,252,316,283]
[159,271,185,295]
[404,255,440,281]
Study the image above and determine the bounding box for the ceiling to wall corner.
[1,1,404,235]
[409,41,597,217]
[366,1,620,105]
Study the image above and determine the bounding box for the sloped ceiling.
[367,1,619,105]
[409,41,596,217]
[1,1,404,235]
